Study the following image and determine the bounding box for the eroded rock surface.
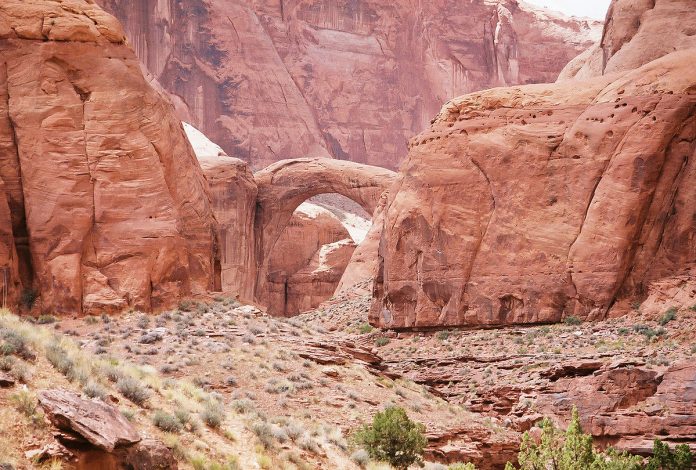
[0,0,217,315]
[265,202,356,316]
[97,0,600,169]
[371,43,696,328]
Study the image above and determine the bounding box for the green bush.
[658,308,677,326]
[200,399,224,428]
[0,328,32,360]
[358,323,375,334]
[352,406,427,470]
[36,315,56,324]
[374,337,390,347]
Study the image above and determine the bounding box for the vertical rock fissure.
[3,77,34,291]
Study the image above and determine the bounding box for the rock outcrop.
[0,0,217,315]
[370,1,696,328]
[186,123,258,302]
[96,0,600,169]
[38,389,177,469]
[528,361,696,455]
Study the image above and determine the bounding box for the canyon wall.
[0,0,217,315]
[96,0,601,169]
[370,0,696,329]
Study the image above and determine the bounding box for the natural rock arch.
[253,158,396,303]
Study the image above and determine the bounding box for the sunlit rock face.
[370,0,696,328]
[0,0,217,315]
[96,0,600,169]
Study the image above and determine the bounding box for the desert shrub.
[178,300,193,312]
[284,421,305,441]
[9,360,30,383]
[45,343,74,376]
[658,308,677,326]
[633,324,666,340]
[20,289,37,309]
[200,399,224,428]
[352,406,427,470]
[436,330,451,341]
[350,449,370,467]
[116,375,150,406]
[448,464,476,470]
[508,407,643,470]
[374,337,390,347]
[358,323,374,334]
[10,389,44,425]
[83,382,107,400]
[0,328,32,360]
[152,410,183,433]
[0,355,13,371]
[252,421,276,449]
[231,398,254,414]
[563,316,582,326]
[137,314,151,329]
[36,315,56,324]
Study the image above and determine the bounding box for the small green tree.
[512,407,643,470]
[645,439,693,470]
[352,406,427,469]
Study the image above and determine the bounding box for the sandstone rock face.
[0,0,217,315]
[187,123,258,302]
[266,202,355,316]
[559,0,696,80]
[96,0,600,169]
[371,45,696,328]
[529,361,696,454]
[254,158,396,305]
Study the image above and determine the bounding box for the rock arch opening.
[252,158,396,314]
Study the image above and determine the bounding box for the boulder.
[38,389,140,452]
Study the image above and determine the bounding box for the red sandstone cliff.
[370,0,696,329]
[96,0,601,169]
[0,0,217,315]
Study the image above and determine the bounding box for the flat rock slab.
[38,389,140,451]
